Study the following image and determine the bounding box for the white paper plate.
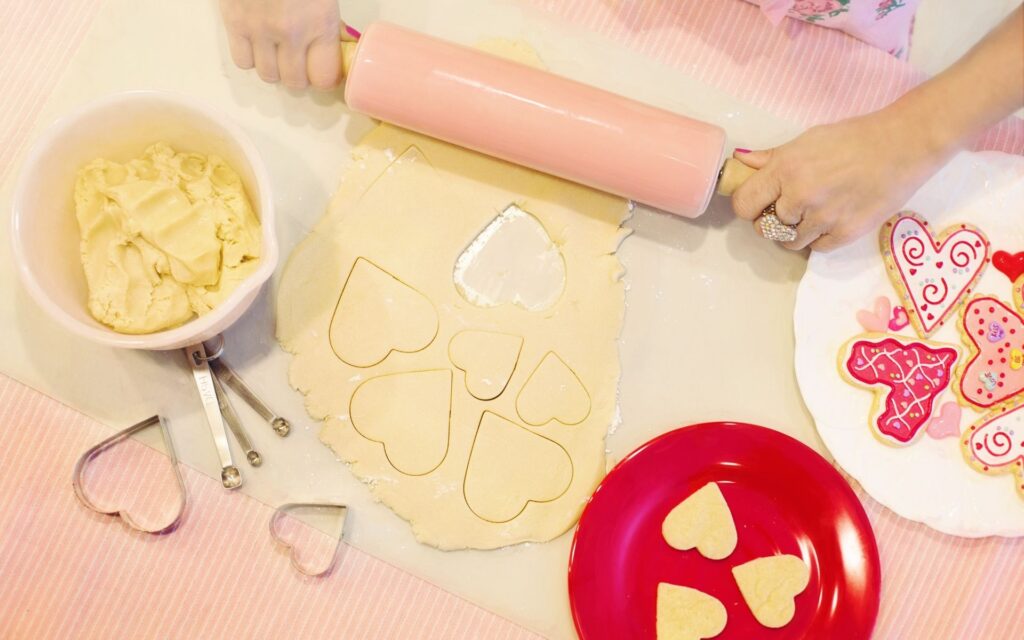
[795,150,1024,538]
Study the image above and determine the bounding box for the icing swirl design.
[962,399,1024,500]
[880,213,990,338]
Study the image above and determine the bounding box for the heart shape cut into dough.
[330,258,438,368]
[516,352,591,426]
[463,411,573,522]
[962,398,1024,500]
[661,482,737,560]
[880,213,990,338]
[269,503,347,577]
[656,583,727,640]
[453,204,566,312]
[732,554,810,629]
[350,370,452,476]
[449,330,524,401]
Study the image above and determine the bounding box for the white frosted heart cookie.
[732,554,810,628]
[656,583,727,640]
[661,483,737,560]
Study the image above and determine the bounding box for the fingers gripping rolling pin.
[337,23,769,221]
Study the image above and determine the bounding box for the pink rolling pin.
[341,23,755,218]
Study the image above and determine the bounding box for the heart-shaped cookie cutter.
[269,502,348,578]
[72,415,187,535]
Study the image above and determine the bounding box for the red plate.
[568,422,880,640]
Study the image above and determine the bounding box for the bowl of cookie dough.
[11,90,277,350]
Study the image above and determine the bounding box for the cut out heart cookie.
[956,296,1024,409]
[841,334,959,445]
[448,330,523,401]
[330,258,438,368]
[656,583,727,640]
[463,411,573,522]
[880,213,990,338]
[732,554,810,629]
[961,398,1024,500]
[662,482,737,560]
[516,352,591,426]
[350,369,451,476]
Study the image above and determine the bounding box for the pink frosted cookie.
[956,296,1024,409]
[841,334,959,445]
[962,398,1024,500]
[880,213,990,338]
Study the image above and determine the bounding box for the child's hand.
[729,108,949,252]
[219,0,348,89]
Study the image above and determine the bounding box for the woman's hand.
[219,0,353,89]
[730,108,951,252]
[731,6,1023,252]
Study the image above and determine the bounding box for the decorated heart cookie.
[841,334,959,445]
[656,583,727,640]
[961,398,1024,500]
[955,296,1024,409]
[661,482,737,561]
[732,554,810,629]
[880,213,990,338]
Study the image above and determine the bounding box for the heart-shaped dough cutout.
[656,583,727,640]
[350,370,451,476]
[662,483,737,560]
[463,411,573,522]
[269,503,347,577]
[330,257,438,368]
[453,204,566,312]
[732,554,810,629]
[516,352,591,426]
[449,330,524,400]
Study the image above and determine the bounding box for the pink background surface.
[2,1,1023,638]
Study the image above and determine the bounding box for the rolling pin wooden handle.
[716,157,758,197]
[341,41,358,77]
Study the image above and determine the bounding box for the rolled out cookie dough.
[277,41,629,551]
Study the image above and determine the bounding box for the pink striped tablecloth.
[2,1,1023,639]
[0,374,540,639]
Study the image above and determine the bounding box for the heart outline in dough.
[71,415,187,535]
[661,482,738,561]
[350,369,452,476]
[463,411,573,523]
[732,554,811,629]
[656,582,728,640]
[329,257,439,368]
[269,502,348,578]
[516,352,591,426]
[448,330,524,401]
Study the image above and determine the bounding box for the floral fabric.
[746,0,921,59]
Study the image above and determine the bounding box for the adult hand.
[219,0,354,89]
[730,108,950,252]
